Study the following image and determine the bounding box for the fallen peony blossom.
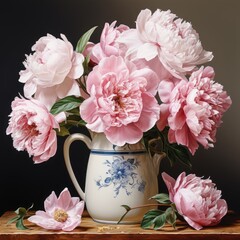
[162,171,228,230]
[28,188,84,231]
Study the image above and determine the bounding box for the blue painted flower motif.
[96,156,146,197]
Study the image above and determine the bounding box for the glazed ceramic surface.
[64,132,164,224]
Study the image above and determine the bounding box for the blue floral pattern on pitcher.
[96,156,146,197]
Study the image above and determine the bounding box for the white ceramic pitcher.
[63,132,165,224]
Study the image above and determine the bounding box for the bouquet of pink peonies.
[6,8,232,167]
[6,7,232,231]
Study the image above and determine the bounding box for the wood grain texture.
[1,211,240,240]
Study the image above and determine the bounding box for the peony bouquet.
[6,8,232,167]
[6,8,232,231]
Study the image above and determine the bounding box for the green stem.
[117,203,171,224]
[157,127,166,151]
[130,203,171,210]
[76,76,90,96]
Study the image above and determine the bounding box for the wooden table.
[1,211,240,240]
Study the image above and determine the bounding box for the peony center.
[54,209,68,222]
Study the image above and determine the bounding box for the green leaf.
[121,205,131,211]
[56,116,86,136]
[117,205,131,224]
[15,207,26,217]
[141,209,165,229]
[66,114,85,124]
[153,213,166,230]
[7,216,21,225]
[167,143,192,168]
[7,204,34,230]
[56,126,70,136]
[67,107,81,116]
[150,193,171,204]
[165,207,177,229]
[50,96,84,115]
[16,218,29,230]
[76,26,97,53]
[82,55,92,75]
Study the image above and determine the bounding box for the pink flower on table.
[157,66,232,155]
[6,97,59,163]
[117,8,213,80]
[28,188,84,231]
[162,172,228,230]
[19,34,84,109]
[80,55,160,146]
[87,21,129,64]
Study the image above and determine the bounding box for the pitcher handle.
[63,133,92,201]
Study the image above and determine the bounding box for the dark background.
[1,0,239,216]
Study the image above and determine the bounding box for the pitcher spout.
[148,138,166,175]
[152,152,166,175]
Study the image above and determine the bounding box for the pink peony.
[19,34,84,109]
[6,97,59,163]
[28,188,84,231]
[162,172,228,230]
[117,8,213,80]
[87,21,129,64]
[157,66,232,155]
[80,55,160,146]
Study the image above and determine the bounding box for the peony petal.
[170,125,199,155]
[28,215,63,230]
[130,68,159,95]
[57,188,72,210]
[23,81,37,98]
[183,215,203,230]
[68,201,85,217]
[44,191,58,213]
[117,29,142,58]
[56,78,81,99]
[80,96,106,132]
[137,43,158,61]
[174,189,201,217]
[135,93,160,131]
[105,124,143,146]
[157,104,169,131]
[161,172,176,202]
[34,210,51,218]
[69,197,80,208]
[158,80,176,103]
[61,216,81,231]
[34,86,58,110]
[54,112,67,123]
[136,9,152,40]
[67,52,84,79]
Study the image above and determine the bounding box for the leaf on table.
[7,204,34,230]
